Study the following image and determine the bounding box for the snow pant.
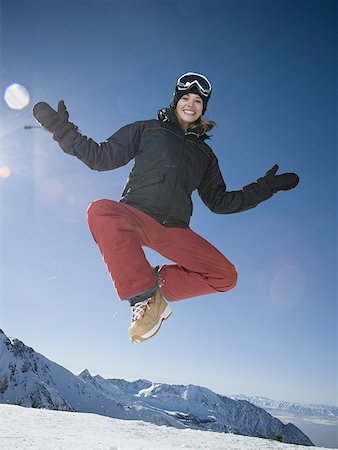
[87,199,238,303]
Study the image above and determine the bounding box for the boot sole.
[132,304,172,344]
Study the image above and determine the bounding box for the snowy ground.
[0,405,329,450]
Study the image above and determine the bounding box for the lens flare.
[0,166,12,179]
[4,83,30,110]
[270,264,305,310]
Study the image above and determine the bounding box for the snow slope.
[0,329,313,446]
[0,404,329,450]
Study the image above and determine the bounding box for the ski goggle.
[176,72,212,98]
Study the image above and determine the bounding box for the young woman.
[33,72,299,344]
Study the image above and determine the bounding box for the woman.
[33,72,299,344]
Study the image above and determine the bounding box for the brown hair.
[175,112,217,135]
[189,118,217,134]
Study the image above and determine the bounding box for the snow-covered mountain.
[78,370,314,445]
[0,329,186,428]
[230,395,338,421]
[0,329,313,446]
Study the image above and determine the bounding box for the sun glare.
[0,166,12,179]
[4,83,30,110]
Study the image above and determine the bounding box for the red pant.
[87,199,237,302]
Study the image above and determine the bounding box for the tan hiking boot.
[128,291,172,344]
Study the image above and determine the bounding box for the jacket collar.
[157,107,208,139]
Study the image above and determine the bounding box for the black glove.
[262,164,299,193]
[33,100,69,133]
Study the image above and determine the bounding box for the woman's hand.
[262,164,300,193]
[33,100,69,133]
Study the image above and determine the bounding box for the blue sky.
[0,0,336,406]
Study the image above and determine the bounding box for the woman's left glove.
[33,100,69,134]
[262,164,299,193]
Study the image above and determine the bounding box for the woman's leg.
[87,199,157,301]
[148,226,238,301]
[87,199,237,303]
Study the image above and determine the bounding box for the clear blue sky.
[0,0,336,406]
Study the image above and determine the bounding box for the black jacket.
[53,108,274,228]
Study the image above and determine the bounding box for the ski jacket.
[53,108,274,228]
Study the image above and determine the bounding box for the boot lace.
[131,299,150,321]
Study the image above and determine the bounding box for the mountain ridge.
[229,395,338,419]
[0,328,313,446]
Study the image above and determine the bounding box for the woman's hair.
[175,112,217,135]
[189,118,217,134]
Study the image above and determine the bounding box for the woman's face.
[175,93,203,130]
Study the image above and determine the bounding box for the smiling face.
[175,93,204,131]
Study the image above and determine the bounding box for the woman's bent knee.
[214,263,238,293]
[227,264,238,290]
[87,199,113,219]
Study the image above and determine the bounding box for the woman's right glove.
[33,100,69,134]
[261,164,300,193]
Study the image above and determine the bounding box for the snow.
[230,395,338,420]
[0,328,314,446]
[2,328,336,447]
[0,404,329,450]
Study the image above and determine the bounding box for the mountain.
[78,370,314,445]
[0,329,313,446]
[0,329,184,427]
[229,395,338,422]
